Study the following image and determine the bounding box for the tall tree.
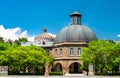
[0,43,53,75]
[19,37,28,42]
[7,39,13,44]
[80,40,119,74]
[14,40,21,45]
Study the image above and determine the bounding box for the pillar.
[63,66,69,75]
[44,62,49,76]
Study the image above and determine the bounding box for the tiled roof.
[34,28,55,42]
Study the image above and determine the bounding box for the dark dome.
[55,25,97,43]
[55,11,97,43]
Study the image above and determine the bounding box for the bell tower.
[70,11,82,25]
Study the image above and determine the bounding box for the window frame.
[70,48,74,56]
[55,49,58,57]
[60,48,63,56]
[77,48,81,56]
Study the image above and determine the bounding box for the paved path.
[0,76,120,78]
[0,74,120,78]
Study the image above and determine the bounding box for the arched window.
[70,48,74,56]
[55,49,58,57]
[78,48,81,55]
[60,48,63,56]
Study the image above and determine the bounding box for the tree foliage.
[0,42,53,75]
[0,37,4,43]
[14,37,28,45]
[19,37,28,42]
[80,40,120,73]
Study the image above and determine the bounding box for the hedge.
[95,72,120,75]
[49,72,63,75]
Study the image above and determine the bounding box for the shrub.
[95,72,120,75]
[49,72,63,75]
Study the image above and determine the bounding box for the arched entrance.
[55,63,62,72]
[69,62,82,73]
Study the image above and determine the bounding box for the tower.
[70,11,82,25]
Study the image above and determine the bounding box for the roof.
[55,11,97,43]
[34,28,55,42]
[55,25,97,43]
[70,11,81,16]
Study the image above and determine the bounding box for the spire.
[44,27,47,33]
[70,11,82,25]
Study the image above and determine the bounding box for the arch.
[54,63,62,72]
[69,62,82,73]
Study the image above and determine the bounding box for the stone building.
[21,28,55,52]
[21,11,97,74]
[51,11,97,74]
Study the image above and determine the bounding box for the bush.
[95,72,120,75]
[8,68,19,75]
[49,72,63,75]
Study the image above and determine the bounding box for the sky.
[0,0,120,41]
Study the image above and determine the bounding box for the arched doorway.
[55,63,62,72]
[69,62,82,73]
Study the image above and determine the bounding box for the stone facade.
[51,42,87,74]
[50,11,97,74]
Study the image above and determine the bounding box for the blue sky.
[0,0,120,41]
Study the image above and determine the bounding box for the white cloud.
[0,25,35,41]
[117,34,120,38]
[47,33,56,38]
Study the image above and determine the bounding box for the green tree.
[0,37,4,43]
[7,39,13,44]
[14,38,28,45]
[80,40,119,74]
[0,43,53,75]
[14,40,21,45]
[19,37,28,42]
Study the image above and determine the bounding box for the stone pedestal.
[44,63,49,76]
[0,66,8,76]
[82,71,87,75]
[88,63,94,76]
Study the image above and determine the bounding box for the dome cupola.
[34,28,55,42]
[55,11,97,43]
[70,11,82,25]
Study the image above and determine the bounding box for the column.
[44,62,49,76]
[63,66,69,75]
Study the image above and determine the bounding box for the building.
[21,11,97,74]
[51,11,97,74]
[20,11,120,75]
[21,28,55,52]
